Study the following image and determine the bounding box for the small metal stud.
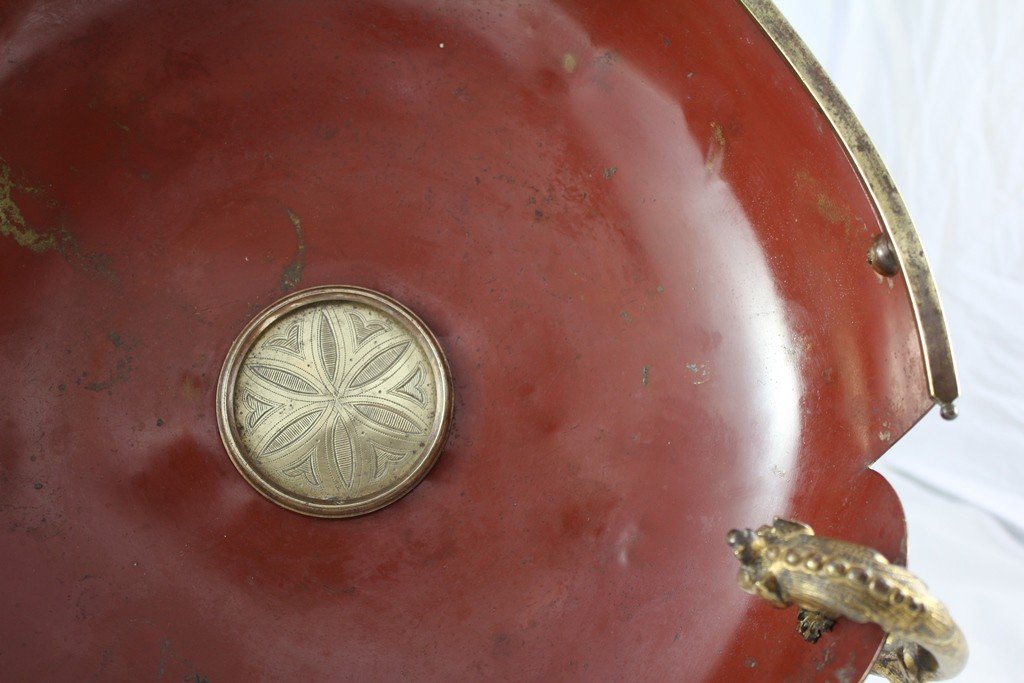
[867,234,900,277]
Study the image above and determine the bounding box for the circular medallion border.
[215,286,452,518]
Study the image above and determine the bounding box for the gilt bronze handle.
[727,518,967,682]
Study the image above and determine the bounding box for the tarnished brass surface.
[728,519,967,681]
[216,286,452,517]
[740,0,960,418]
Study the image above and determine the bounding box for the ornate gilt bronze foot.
[797,608,835,643]
[727,518,967,682]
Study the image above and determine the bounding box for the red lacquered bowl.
[0,1,961,680]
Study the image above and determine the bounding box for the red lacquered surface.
[1,1,931,680]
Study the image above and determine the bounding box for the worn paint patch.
[784,333,812,360]
[686,361,712,385]
[878,419,892,442]
[0,159,118,282]
[642,365,650,386]
[279,207,306,292]
[1,161,56,252]
[711,122,726,148]
[705,122,726,175]
[603,166,617,180]
[562,53,577,73]
[794,170,867,239]
[834,664,858,683]
[815,640,837,672]
[83,332,138,393]
[84,358,132,392]
[816,194,847,224]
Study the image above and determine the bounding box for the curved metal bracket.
[739,0,960,418]
[727,518,967,682]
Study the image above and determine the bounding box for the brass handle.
[727,518,967,682]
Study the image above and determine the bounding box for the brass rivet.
[867,234,900,277]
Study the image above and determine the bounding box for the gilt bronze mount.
[728,518,967,682]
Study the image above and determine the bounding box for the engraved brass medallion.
[216,286,452,517]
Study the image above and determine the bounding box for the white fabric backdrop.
[773,2,1024,680]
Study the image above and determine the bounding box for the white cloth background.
[773,2,1024,680]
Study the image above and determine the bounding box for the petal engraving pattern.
[349,342,410,388]
[251,365,321,395]
[318,312,341,385]
[392,365,427,405]
[265,322,302,356]
[349,311,388,346]
[371,443,408,481]
[331,413,355,489]
[282,446,320,485]
[352,402,422,435]
[244,392,279,428]
[261,407,326,457]
[232,300,440,506]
